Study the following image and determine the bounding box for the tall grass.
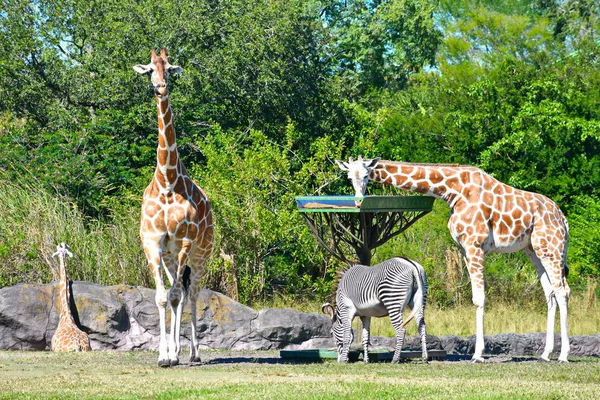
[254,292,600,338]
[0,179,150,287]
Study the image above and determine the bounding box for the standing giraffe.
[336,156,570,362]
[51,243,91,352]
[134,49,214,367]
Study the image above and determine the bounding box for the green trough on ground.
[280,348,447,362]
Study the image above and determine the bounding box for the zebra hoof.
[169,358,179,367]
[189,355,202,364]
[158,359,171,368]
[557,358,569,364]
[470,356,485,363]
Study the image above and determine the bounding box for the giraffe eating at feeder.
[336,156,570,363]
[134,49,214,367]
[51,243,91,352]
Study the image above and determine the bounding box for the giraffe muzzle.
[154,85,167,96]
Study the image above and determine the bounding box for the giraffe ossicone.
[336,156,570,362]
[135,49,214,367]
[51,243,91,352]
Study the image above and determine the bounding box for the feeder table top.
[296,195,434,213]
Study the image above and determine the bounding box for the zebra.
[322,256,428,363]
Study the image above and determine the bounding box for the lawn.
[0,351,598,399]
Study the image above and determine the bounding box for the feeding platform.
[280,348,446,362]
[296,195,434,265]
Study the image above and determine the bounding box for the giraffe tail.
[182,265,191,296]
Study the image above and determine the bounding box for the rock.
[0,282,332,352]
[251,308,331,349]
[0,281,599,358]
[0,284,54,350]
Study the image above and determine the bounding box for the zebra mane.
[329,262,356,308]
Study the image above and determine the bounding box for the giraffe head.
[52,242,73,259]
[335,156,381,206]
[133,49,183,97]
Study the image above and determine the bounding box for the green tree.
[320,0,442,96]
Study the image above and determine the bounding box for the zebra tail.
[400,259,425,330]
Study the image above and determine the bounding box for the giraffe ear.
[168,65,183,74]
[366,158,381,169]
[335,160,350,171]
[133,64,153,74]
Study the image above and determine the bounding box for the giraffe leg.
[160,252,181,366]
[168,243,196,366]
[187,249,209,363]
[175,285,187,356]
[167,282,183,366]
[144,246,170,367]
[360,316,371,363]
[525,246,570,362]
[464,247,486,363]
[187,281,201,363]
[556,283,570,362]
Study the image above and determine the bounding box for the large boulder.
[0,284,54,350]
[0,281,332,351]
[1,281,599,358]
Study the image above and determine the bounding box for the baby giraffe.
[51,243,91,352]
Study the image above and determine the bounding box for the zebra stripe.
[322,256,428,363]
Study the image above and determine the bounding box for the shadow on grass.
[177,354,568,367]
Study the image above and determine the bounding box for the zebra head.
[335,156,381,207]
[322,303,350,361]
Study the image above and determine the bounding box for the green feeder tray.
[279,348,446,362]
[295,195,434,265]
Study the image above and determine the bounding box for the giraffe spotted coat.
[135,49,213,367]
[51,243,90,352]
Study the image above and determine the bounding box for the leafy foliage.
[0,0,599,305]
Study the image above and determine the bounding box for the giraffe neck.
[155,94,181,189]
[370,161,476,207]
[58,255,76,324]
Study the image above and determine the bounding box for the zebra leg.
[360,316,371,363]
[408,295,428,363]
[339,308,354,363]
[416,314,428,363]
[388,308,406,364]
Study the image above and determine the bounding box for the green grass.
[0,351,598,399]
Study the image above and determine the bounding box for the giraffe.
[336,156,570,363]
[134,49,214,367]
[51,243,91,352]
